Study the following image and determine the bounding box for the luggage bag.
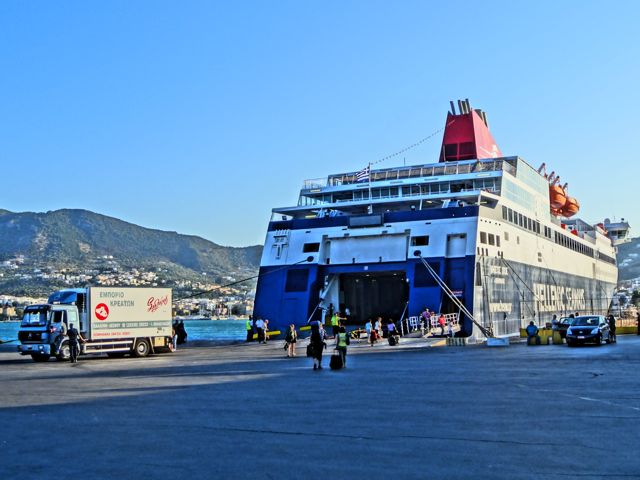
[330,351,343,370]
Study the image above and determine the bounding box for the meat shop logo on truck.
[147,295,169,313]
[95,303,110,321]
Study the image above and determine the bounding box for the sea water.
[0,319,246,343]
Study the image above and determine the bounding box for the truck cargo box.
[88,287,172,340]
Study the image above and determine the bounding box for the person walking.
[637,312,640,336]
[365,319,373,346]
[309,320,326,370]
[171,321,178,351]
[330,311,341,338]
[438,313,446,336]
[421,308,431,332]
[335,326,350,368]
[285,324,297,357]
[255,318,265,343]
[263,319,270,342]
[374,317,382,339]
[325,303,334,325]
[67,323,86,363]
[246,315,254,342]
[608,315,616,343]
[176,321,188,344]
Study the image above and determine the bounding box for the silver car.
[566,315,611,346]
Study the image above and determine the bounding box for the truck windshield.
[21,309,49,326]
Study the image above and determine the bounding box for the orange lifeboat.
[549,184,566,210]
[560,197,580,217]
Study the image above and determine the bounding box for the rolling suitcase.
[330,351,343,370]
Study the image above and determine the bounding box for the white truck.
[18,287,173,362]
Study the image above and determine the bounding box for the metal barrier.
[490,318,522,337]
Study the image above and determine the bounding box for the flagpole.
[367,162,372,214]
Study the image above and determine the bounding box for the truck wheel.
[132,339,150,358]
[56,341,71,362]
[31,354,51,362]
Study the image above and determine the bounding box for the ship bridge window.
[411,235,429,246]
[480,232,487,244]
[488,234,495,246]
[451,182,472,193]
[333,192,353,202]
[303,243,320,253]
[508,208,513,223]
[502,206,508,220]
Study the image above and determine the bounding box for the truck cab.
[18,304,79,362]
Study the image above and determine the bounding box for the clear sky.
[1,1,638,247]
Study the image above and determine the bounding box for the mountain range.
[0,208,262,295]
[617,236,640,281]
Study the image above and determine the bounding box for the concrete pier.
[1,336,639,479]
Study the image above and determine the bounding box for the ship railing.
[398,302,410,335]
[303,178,328,189]
[311,158,514,189]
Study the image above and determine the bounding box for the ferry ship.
[253,101,618,339]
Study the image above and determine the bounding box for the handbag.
[306,343,314,357]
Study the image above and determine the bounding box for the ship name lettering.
[533,283,585,313]
[489,302,512,313]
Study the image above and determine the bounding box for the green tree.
[631,289,640,307]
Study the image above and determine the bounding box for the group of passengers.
[245,315,270,344]
[364,317,400,346]
[421,308,454,337]
[306,319,349,370]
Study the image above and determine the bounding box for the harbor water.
[0,319,247,343]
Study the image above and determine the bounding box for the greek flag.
[356,165,370,182]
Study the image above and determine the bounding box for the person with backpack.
[334,326,350,368]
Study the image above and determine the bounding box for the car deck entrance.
[339,271,408,325]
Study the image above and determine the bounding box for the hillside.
[617,237,640,281]
[0,209,262,295]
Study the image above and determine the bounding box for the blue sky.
[1,1,638,246]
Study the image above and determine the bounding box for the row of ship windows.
[553,231,594,258]
[300,236,430,255]
[294,234,614,264]
[479,231,501,247]
[299,178,500,206]
[500,205,615,264]
[501,205,542,236]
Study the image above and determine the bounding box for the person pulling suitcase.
[332,326,350,369]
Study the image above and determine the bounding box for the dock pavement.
[1,334,639,479]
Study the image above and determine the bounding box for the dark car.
[566,315,611,346]
[554,317,573,339]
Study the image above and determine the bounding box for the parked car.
[554,317,573,339]
[566,315,611,346]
